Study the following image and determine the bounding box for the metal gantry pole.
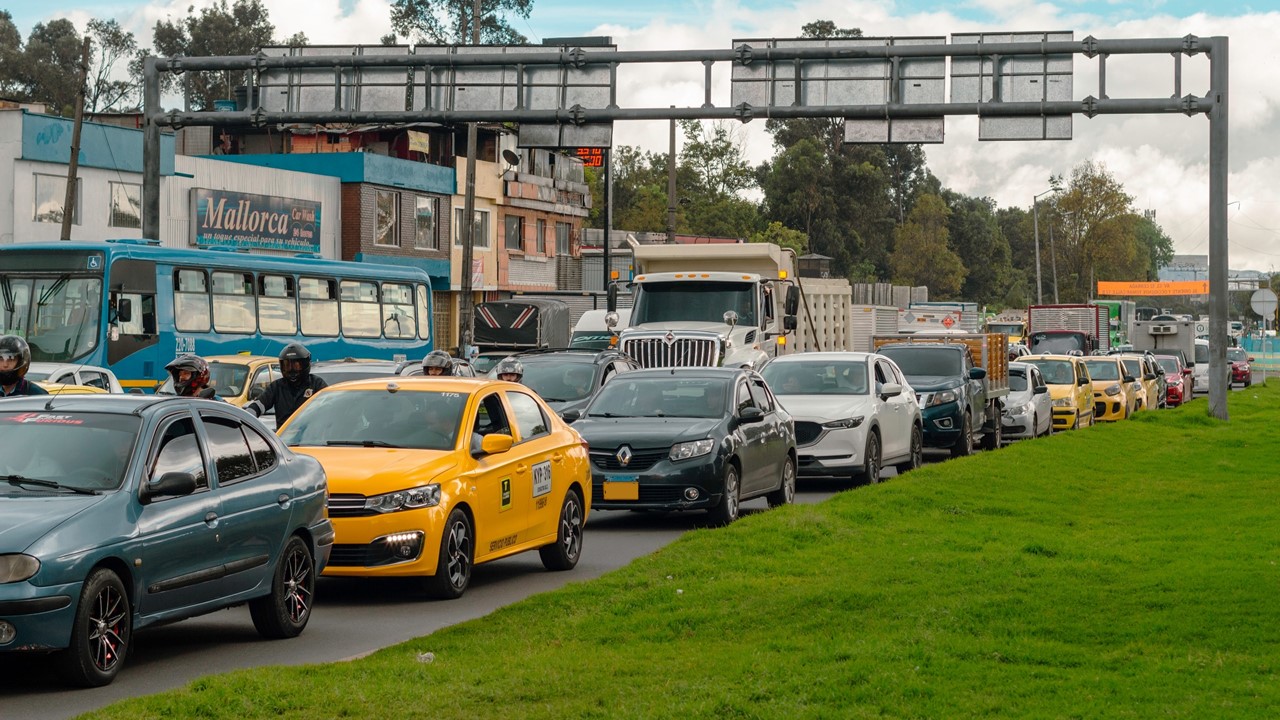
[457,0,483,358]
[143,58,161,242]
[1207,36,1230,420]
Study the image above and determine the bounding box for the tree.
[676,120,760,238]
[85,19,141,112]
[944,190,1012,305]
[749,222,807,254]
[390,0,533,44]
[0,11,24,99]
[21,19,84,116]
[889,194,966,297]
[152,0,278,110]
[1047,161,1144,302]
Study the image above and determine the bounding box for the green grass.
[89,384,1280,719]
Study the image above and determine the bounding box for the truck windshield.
[632,281,756,327]
[988,323,1025,336]
[877,347,962,378]
[1029,332,1087,355]
[0,273,102,363]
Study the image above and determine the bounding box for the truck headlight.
[365,485,441,513]
[822,416,865,429]
[1104,383,1122,396]
[926,390,958,407]
[670,438,715,462]
[0,554,40,583]
[1052,396,1074,407]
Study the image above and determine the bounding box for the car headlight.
[670,438,715,462]
[1005,403,1029,417]
[1052,396,1074,407]
[1104,383,1122,396]
[926,390,958,407]
[0,554,40,583]
[365,485,442,513]
[822,416,865,429]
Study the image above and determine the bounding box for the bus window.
[212,271,256,334]
[382,282,416,339]
[300,277,338,336]
[174,269,211,333]
[259,274,298,335]
[116,292,156,336]
[417,285,432,342]
[340,280,380,338]
[0,278,33,335]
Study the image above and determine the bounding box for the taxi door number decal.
[500,477,512,512]
[532,460,552,497]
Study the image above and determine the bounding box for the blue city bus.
[0,241,434,391]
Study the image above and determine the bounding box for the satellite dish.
[501,149,520,167]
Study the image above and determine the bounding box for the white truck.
[606,242,803,369]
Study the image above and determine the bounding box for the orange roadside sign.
[1096,280,1209,296]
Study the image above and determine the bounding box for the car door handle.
[277,493,291,508]
[516,464,529,474]
[204,511,219,525]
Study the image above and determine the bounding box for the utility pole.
[457,0,482,357]
[1032,188,1056,304]
[61,37,91,241]
[666,111,676,244]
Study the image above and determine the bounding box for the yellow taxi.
[155,354,280,407]
[1117,353,1159,412]
[1082,356,1138,421]
[278,376,590,598]
[34,382,108,395]
[1022,354,1095,430]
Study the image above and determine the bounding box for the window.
[212,271,256,334]
[555,221,571,255]
[414,196,437,249]
[735,381,754,414]
[249,365,276,398]
[505,214,524,251]
[109,182,142,229]
[33,173,80,224]
[299,277,339,336]
[453,208,491,249]
[382,282,416,339]
[474,393,511,438]
[507,392,550,441]
[416,284,432,341]
[174,269,212,333]
[200,414,257,486]
[149,417,208,492]
[748,380,774,413]
[244,426,278,473]
[258,274,298,335]
[340,279,381,338]
[376,190,400,246]
[536,219,547,254]
[80,371,108,390]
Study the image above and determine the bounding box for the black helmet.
[0,335,32,386]
[494,357,524,381]
[423,349,454,376]
[165,354,211,396]
[280,343,311,383]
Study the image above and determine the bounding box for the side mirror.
[116,297,133,324]
[783,315,798,331]
[1078,377,1090,386]
[879,381,903,398]
[738,406,765,423]
[1033,385,1048,395]
[968,367,987,380]
[723,310,738,328]
[478,433,515,456]
[141,471,197,504]
[1122,375,1136,384]
[784,285,800,316]
[1182,368,1192,376]
[561,408,584,423]
[606,283,619,313]
[1144,373,1156,381]
[604,311,620,330]
[1248,356,1255,362]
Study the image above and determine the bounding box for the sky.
[6,0,1280,273]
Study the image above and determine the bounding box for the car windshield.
[1083,360,1121,381]
[1025,359,1075,385]
[1195,343,1210,364]
[520,359,597,402]
[587,377,728,418]
[1155,356,1181,374]
[311,365,403,385]
[157,362,251,397]
[761,360,868,395]
[1008,371,1028,392]
[1228,348,1248,361]
[632,281,756,327]
[0,411,140,492]
[23,369,53,381]
[877,347,961,378]
[1121,359,1142,378]
[280,389,466,451]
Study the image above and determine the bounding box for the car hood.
[573,417,722,448]
[1044,384,1081,402]
[291,447,459,492]
[774,394,875,422]
[1004,388,1033,407]
[546,397,591,415]
[0,494,107,552]
[904,376,962,392]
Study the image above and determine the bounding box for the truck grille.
[622,335,721,368]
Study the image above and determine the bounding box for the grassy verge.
[90,384,1280,719]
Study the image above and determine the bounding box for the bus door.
[108,258,161,390]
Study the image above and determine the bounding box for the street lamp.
[1032,188,1057,304]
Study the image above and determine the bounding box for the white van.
[1191,338,1211,394]
[570,309,631,350]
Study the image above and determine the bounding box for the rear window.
[877,347,962,378]
[0,411,140,492]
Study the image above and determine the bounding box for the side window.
[735,381,754,414]
[340,279,381,338]
[474,393,511,437]
[149,417,208,491]
[244,426,278,474]
[507,392,550,442]
[174,268,212,333]
[250,366,273,395]
[201,414,257,486]
[748,380,773,413]
[381,282,417,340]
[80,371,108,390]
[874,362,891,391]
[211,271,257,334]
[299,277,339,336]
[258,274,299,335]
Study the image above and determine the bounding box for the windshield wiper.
[324,439,404,448]
[3,474,100,495]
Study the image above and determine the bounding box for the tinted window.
[202,414,257,485]
[282,389,468,451]
[587,377,728,419]
[521,359,598,402]
[748,380,773,413]
[735,381,754,414]
[245,426,278,473]
[507,392,550,441]
[0,411,139,492]
[1009,371,1028,392]
[150,417,208,491]
[878,347,963,377]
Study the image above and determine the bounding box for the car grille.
[589,449,667,472]
[328,543,409,567]
[621,335,720,368]
[591,483,691,505]
[793,421,825,446]
[328,493,375,518]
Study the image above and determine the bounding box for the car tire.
[896,424,923,473]
[707,462,741,527]
[981,408,1002,450]
[423,508,474,599]
[951,414,973,457]
[59,568,131,688]
[855,433,881,485]
[539,488,585,571]
[766,454,796,508]
[249,535,315,639]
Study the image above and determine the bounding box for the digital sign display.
[574,147,606,168]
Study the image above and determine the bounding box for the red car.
[1154,354,1191,406]
[1228,347,1253,387]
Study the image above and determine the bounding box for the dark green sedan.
[567,367,796,525]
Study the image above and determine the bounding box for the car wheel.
[981,409,1002,450]
[249,535,315,639]
[539,488,585,571]
[896,424,923,473]
[855,433,881,485]
[423,508,473,599]
[766,454,796,508]
[707,462,741,527]
[59,568,131,687]
[951,414,973,457]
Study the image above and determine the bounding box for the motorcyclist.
[245,343,328,426]
[0,335,49,397]
[494,357,524,384]
[164,353,218,399]
[422,350,455,377]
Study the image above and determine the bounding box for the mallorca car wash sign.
[191,188,321,252]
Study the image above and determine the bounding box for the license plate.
[603,477,639,501]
